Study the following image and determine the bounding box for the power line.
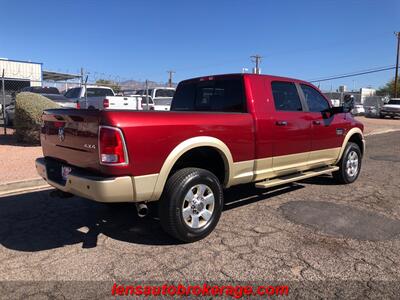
[308,66,395,83]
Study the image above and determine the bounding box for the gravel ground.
[0,129,42,184]
[0,132,399,298]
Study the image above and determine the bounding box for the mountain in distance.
[119,79,177,89]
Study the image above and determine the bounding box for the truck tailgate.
[106,96,141,110]
[41,109,100,172]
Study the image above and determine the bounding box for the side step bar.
[255,166,339,189]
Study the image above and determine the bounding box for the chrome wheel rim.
[346,150,359,177]
[182,184,215,229]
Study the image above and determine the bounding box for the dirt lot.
[0,128,42,184]
[0,132,399,298]
[356,116,400,135]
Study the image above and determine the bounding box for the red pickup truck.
[36,74,365,242]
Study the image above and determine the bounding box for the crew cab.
[64,86,154,110]
[134,87,175,111]
[36,74,365,242]
[380,98,400,119]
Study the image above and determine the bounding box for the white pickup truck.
[64,86,154,110]
[133,87,175,111]
[380,98,400,119]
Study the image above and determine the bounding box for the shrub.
[15,92,60,144]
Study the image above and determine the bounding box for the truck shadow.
[0,183,304,251]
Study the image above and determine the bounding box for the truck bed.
[41,108,255,177]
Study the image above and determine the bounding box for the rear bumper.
[35,158,158,203]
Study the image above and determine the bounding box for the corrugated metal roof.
[42,70,81,81]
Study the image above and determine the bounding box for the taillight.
[103,99,109,109]
[99,126,128,165]
[53,121,65,128]
[76,101,81,109]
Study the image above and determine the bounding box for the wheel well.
[348,133,364,156]
[169,147,227,185]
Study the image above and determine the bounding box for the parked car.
[4,103,15,126]
[4,86,78,125]
[351,104,365,116]
[379,99,400,119]
[20,86,77,108]
[135,87,175,111]
[364,105,379,118]
[65,86,154,110]
[36,73,364,242]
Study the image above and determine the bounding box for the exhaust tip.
[136,203,148,218]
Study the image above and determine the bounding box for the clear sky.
[0,0,399,90]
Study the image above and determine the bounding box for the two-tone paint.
[38,73,364,203]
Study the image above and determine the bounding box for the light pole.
[394,31,400,98]
[250,55,262,74]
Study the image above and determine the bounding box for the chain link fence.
[0,70,173,134]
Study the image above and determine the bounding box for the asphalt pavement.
[0,132,399,299]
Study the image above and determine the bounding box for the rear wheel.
[159,168,223,242]
[333,142,362,184]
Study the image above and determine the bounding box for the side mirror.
[342,95,355,113]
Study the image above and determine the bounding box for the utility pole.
[394,32,400,98]
[145,79,149,110]
[80,68,83,86]
[2,69,6,135]
[250,55,262,74]
[167,70,175,87]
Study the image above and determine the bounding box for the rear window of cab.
[171,77,246,113]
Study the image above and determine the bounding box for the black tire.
[5,112,11,126]
[379,114,385,119]
[333,142,362,184]
[159,168,223,242]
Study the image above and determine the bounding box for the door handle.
[312,120,321,125]
[275,120,288,126]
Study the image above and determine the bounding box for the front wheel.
[159,168,223,242]
[333,142,362,184]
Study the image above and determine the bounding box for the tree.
[95,79,121,93]
[376,79,400,98]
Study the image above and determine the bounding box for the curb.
[0,178,50,197]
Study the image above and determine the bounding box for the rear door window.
[271,81,303,112]
[171,77,246,112]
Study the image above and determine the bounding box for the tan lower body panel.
[36,147,342,203]
[233,147,341,184]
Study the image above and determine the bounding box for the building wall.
[0,59,42,83]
